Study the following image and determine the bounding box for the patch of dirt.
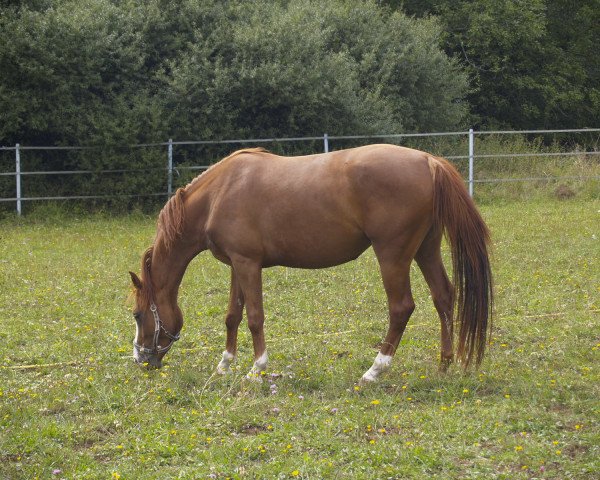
[239,423,269,435]
[554,184,575,199]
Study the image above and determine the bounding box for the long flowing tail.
[428,156,493,367]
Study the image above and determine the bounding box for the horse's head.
[129,271,182,369]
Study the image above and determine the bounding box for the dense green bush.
[0,0,470,142]
[0,0,471,209]
[2,0,596,213]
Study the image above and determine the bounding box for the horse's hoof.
[217,351,235,375]
[245,372,263,383]
[217,365,232,375]
[358,375,377,387]
[439,357,453,373]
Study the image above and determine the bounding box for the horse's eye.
[133,312,142,323]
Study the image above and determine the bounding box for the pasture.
[0,199,598,479]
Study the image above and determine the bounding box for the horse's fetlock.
[217,350,235,374]
[361,352,393,384]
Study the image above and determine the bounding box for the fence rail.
[1,128,599,214]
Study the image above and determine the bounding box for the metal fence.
[1,128,599,215]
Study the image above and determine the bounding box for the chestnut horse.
[129,144,492,384]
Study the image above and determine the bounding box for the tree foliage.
[393,0,600,129]
[3,0,595,209]
[0,0,468,148]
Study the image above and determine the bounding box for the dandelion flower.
[371,399,380,405]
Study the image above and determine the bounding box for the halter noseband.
[133,303,180,356]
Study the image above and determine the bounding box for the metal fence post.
[468,128,474,197]
[323,133,329,153]
[167,138,173,197]
[15,143,21,215]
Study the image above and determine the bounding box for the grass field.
[0,199,598,479]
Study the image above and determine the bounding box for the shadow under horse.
[129,144,493,384]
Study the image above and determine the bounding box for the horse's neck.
[151,231,205,302]
[151,183,211,301]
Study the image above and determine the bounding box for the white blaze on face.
[135,319,140,344]
[361,352,393,384]
[133,321,141,362]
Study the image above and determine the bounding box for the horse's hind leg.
[217,268,245,374]
[360,248,415,385]
[415,228,455,371]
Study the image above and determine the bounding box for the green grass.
[0,199,598,479]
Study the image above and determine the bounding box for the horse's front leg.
[217,268,245,374]
[231,258,268,381]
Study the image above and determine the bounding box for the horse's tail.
[428,156,493,368]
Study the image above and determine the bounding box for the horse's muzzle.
[132,346,163,369]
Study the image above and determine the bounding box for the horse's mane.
[134,245,155,309]
[156,147,269,251]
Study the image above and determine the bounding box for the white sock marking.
[217,350,235,374]
[361,352,393,384]
[246,351,268,380]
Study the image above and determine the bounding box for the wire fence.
[1,128,599,215]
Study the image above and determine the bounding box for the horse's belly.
[262,227,371,269]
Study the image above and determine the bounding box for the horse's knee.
[389,298,415,326]
[247,314,264,335]
[225,312,241,331]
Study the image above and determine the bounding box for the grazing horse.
[129,144,492,384]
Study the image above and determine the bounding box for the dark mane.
[157,147,269,251]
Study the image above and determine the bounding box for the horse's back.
[223,143,433,199]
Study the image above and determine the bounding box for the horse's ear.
[129,271,143,290]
